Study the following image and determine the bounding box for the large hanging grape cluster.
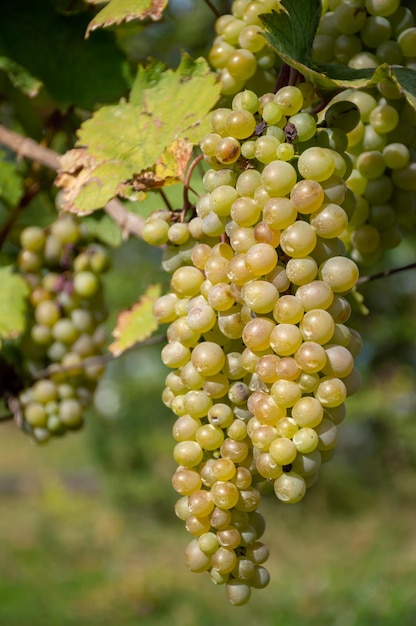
[15,215,109,443]
[314,0,415,70]
[144,82,363,604]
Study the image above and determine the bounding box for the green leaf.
[57,54,221,213]
[109,283,161,356]
[394,68,416,110]
[86,0,167,37]
[72,161,133,214]
[261,0,416,110]
[0,56,42,97]
[0,0,128,109]
[261,0,321,67]
[0,154,24,206]
[0,266,29,339]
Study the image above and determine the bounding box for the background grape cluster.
[14,215,109,443]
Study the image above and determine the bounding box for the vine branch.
[0,124,145,239]
[203,0,221,17]
[357,261,416,285]
[0,125,61,170]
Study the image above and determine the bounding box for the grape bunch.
[145,84,363,604]
[332,88,416,264]
[314,0,416,70]
[15,214,109,443]
[313,1,416,264]
[208,0,282,96]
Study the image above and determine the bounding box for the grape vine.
[0,0,415,609]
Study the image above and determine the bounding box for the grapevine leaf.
[261,1,416,108]
[393,68,416,110]
[0,0,128,109]
[0,56,42,97]
[0,267,29,340]
[260,0,321,67]
[86,0,167,37]
[109,283,161,357]
[132,139,193,192]
[0,155,24,206]
[57,54,220,213]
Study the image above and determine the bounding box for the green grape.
[215,137,242,164]
[369,103,399,133]
[226,110,257,139]
[279,221,318,258]
[324,101,361,133]
[273,472,306,503]
[226,49,257,80]
[297,147,336,182]
[310,203,348,238]
[274,86,304,115]
[361,15,392,47]
[59,398,83,428]
[261,160,298,196]
[365,0,400,17]
[20,226,46,252]
[50,215,80,244]
[319,256,359,292]
[334,1,367,34]
[73,271,99,298]
[232,89,260,113]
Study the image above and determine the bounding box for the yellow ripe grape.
[290,179,324,214]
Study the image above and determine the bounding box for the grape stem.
[310,97,333,116]
[182,153,204,218]
[273,63,291,93]
[203,0,221,18]
[158,188,174,212]
[357,261,416,285]
[0,124,146,240]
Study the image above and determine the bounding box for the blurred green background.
[1,0,416,624]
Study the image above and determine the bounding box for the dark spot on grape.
[284,123,297,143]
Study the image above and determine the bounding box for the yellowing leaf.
[0,266,29,339]
[56,54,220,215]
[109,283,161,357]
[86,0,167,37]
[132,139,193,191]
[56,149,133,214]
